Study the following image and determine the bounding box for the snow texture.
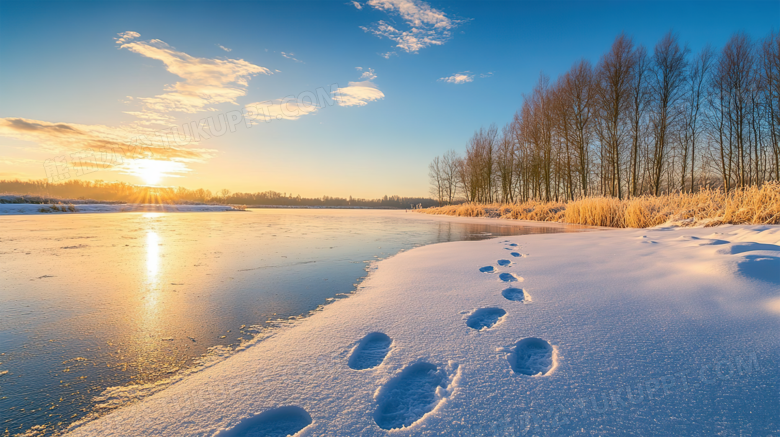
[64,223,780,436]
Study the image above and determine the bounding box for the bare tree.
[428,156,445,205]
[649,32,689,195]
[595,34,635,198]
[628,45,651,196]
[760,31,780,180]
[558,60,595,198]
[441,150,460,204]
[680,46,714,191]
[496,124,518,202]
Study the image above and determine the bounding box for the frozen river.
[0,209,584,435]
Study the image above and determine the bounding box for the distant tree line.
[0,179,437,208]
[430,31,780,204]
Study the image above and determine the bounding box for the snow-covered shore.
[0,203,242,215]
[64,222,779,436]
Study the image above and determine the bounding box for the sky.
[0,0,778,198]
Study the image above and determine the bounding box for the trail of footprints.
[475,241,554,378]
[223,239,553,435]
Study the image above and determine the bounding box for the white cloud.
[334,81,385,106]
[380,51,396,59]
[330,69,385,107]
[360,0,463,53]
[114,31,140,45]
[118,33,270,116]
[351,1,363,9]
[218,44,232,52]
[281,52,303,63]
[243,69,384,120]
[439,72,473,84]
[368,0,453,28]
[479,72,493,78]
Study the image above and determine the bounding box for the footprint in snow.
[502,287,528,302]
[499,272,522,283]
[348,332,392,370]
[479,266,495,273]
[497,259,511,267]
[217,406,312,437]
[466,308,506,330]
[510,252,521,258]
[508,338,555,376]
[374,362,450,430]
[507,243,518,247]
[737,255,780,285]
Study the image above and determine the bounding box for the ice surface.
[64,224,780,436]
[0,203,240,215]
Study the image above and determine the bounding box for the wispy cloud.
[0,117,214,166]
[351,1,363,9]
[281,51,303,63]
[357,67,377,80]
[360,0,463,53]
[117,32,270,117]
[114,31,140,45]
[439,72,473,84]
[217,44,232,52]
[245,98,321,121]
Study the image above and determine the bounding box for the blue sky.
[0,0,777,197]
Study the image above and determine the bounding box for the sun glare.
[130,159,182,186]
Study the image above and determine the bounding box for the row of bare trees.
[430,31,780,204]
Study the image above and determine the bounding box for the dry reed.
[37,203,77,213]
[418,182,780,228]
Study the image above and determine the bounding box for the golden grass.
[37,203,77,213]
[418,182,780,228]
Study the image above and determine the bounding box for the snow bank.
[65,224,779,436]
[0,203,242,215]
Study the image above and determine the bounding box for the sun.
[131,159,182,186]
